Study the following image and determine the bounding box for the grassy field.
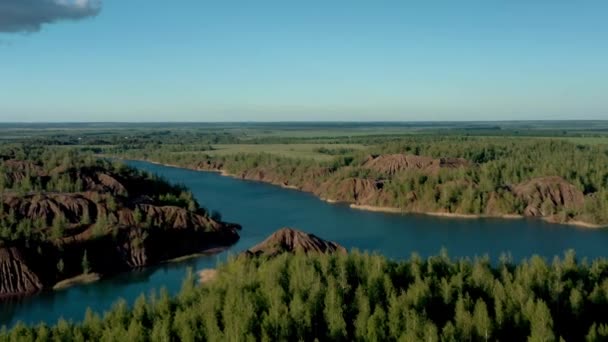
[199,144,368,160]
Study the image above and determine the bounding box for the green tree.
[473,298,492,341]
[57,258,65,274]
[528,300,555,342]
[82,250,90,274]
[133,207,143,225]
[51,214,67,240]
[324,277,347,340]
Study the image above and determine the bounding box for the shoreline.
[53,273,101,290]
[165,246,231,263]
[350,205,526,220]
[50,246,232,292]
[350,204,404,214]
[128,159,607,230]
[542,218,604,229]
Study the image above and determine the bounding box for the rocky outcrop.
[0,210,239,299]
[361,154,470,176]
[0,160,241,299]
[512,176,585,217]
[245,228,346,258]
[195,160,225,171]
[1,160,45,185]
[2,192,96,228]
[321,178,384,203]
[0,245,43,298]
[73,171,128,195]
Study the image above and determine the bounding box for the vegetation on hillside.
[115,135,608,226]
[0,146,206,244]
[5,124,605,225]
[3,250,608,341]
[0,146,238,298]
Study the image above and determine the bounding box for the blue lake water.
[2,160,608,327]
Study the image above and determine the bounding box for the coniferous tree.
[82,250,90,274]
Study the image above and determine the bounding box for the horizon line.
[1,119,608,124]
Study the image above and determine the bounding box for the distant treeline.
[3,251,608,341]
[2,121,607,149]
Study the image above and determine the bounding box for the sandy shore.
[500,214,525,219]
[350,204,403,213]
[165,247,231,264]
[350,204,482,217]
[281,184,300,190]
[350,204,606,228]
[53,273,101,290]
[543,218,605,229]
[350,205,499,219]
[424,211,480,219]
[425,212,525,220]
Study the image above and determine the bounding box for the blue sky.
[1,1,607,122]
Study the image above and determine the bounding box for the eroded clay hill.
[0,244,43,296]
[0,159,240,299]
[244,228,346,258]
[361,154,470,176]
[512,176,586,216]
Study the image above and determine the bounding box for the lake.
[2,160,608,327]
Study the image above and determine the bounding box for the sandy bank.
[543,218,606,229]
[350,204,606,229]
[281,184,300,190]
[53,273,101,290]
[350,204,403,213]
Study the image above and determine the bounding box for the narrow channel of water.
[2,160,607,327]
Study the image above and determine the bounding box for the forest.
[0,146,239,299]
[0,146,204,243]
[113,135,608,226]
[2,250,608,341]
[1,125,607,340]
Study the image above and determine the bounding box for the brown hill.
[0,160,241,299]
[320,178,384,204]
[361,154,470,176]
[1,160,45,184]
[195,159,224,171]
[245,228,346,258]
[512,176,585,216]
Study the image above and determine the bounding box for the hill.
[0,153,240,298]
[244,227,346,257]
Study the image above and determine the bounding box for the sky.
[0,1,607,122]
